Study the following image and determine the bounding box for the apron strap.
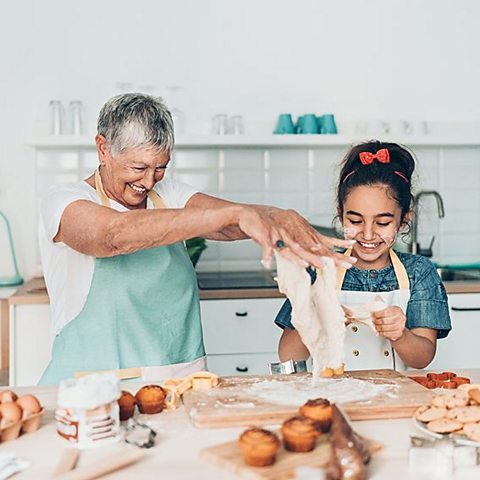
[335,248,410,290]
[389,249,410,290]
[94,168,166,209]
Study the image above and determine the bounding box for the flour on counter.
[244,377,398,405]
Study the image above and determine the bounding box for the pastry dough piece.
[275,254,346,377]
[344,299,386,333]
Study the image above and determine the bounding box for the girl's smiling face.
[341,184,408,270]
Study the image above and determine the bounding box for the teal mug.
[296,113,318,134]
[274,113,295,134]
[295,115,304,134]
[320,113,338,134]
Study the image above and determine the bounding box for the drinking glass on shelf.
[229,115,244,135]
[165,85,185,134]
[69,101,83,136]
[49,100,64,135]
[212,114,229,135]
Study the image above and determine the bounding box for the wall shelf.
[29,135,480,149]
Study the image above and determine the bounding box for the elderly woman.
[38,93,355,384]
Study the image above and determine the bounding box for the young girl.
[275,141,451,370]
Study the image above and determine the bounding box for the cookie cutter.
[268,359,308,375]
[123,418,157,449]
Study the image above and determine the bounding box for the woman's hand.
[238,205,356,270]
[372,306,406,342]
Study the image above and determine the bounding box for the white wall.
[1,0,480,277]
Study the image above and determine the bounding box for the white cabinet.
[200,298,284,375]
[9,304,52,386]
[428,293,480,370]
[207,353,278,376]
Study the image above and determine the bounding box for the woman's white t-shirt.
[39,178,198,338]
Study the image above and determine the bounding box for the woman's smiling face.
[96,135,170,209]
[342,184,405,269]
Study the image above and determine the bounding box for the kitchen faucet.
[409,190,445,256]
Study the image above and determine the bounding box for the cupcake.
[239,427,280,467]
[281,415,319,452]
[118,391,136,421]
[135,385,166,414]
[299,398,333,433]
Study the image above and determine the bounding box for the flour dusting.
[244,376,398,405]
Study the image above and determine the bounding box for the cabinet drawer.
[429,293,480,370]
[200,298,284,354]
[206,353,278,376]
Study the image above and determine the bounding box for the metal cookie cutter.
[269,359,308,375]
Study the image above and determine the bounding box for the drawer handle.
[451,307,480,311]
[235,311,248,317]
[235,366,249,373]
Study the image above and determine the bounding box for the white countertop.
[2,376,480,480]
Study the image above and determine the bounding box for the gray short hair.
[97,93,175,156]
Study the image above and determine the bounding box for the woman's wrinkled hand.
[239,205,356,270]
[372,306,407,342]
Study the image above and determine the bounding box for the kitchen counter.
[8,275,480,305]
[4,371,480,479]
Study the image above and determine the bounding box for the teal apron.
[39,171,205,385]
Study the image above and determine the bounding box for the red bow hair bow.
[359,148,390,165]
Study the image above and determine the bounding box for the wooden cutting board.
[184,369,431,428]
[201,432,382,480]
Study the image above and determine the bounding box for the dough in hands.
[275,253,346,377]
[343,298,387,333]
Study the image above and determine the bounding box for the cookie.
[446,406,480,423]
[432,391,468,409]
[468,388,480,405]
[414,405,448,423]
[427,418,463,434]
[458,383,480,393]
[463,422,480,442]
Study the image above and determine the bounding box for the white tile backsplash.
[35,144,480,270]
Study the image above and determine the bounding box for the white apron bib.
[336,249,410,371]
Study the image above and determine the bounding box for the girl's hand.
[372,306,406,342]
[342,305,354,326]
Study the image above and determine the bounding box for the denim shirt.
[274,251,451,339]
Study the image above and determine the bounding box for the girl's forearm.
[278,329,310,362]
[391,329,436,369]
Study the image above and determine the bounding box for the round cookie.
[427,418,463,434]
[414,405,447,423]
[432,391,468,409]
[446,406,480,423]
[458,383,480,392]
[468,388,480,405]
[463,422,480,442]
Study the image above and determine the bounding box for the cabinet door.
[429,293,480,370]
[200,298,284,354]
[207,353,278,376]
[10,304,52,386]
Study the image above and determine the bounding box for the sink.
[436,268,480,282]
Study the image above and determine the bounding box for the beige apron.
[336,249,410,371]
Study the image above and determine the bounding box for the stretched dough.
[275,253,346,377]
